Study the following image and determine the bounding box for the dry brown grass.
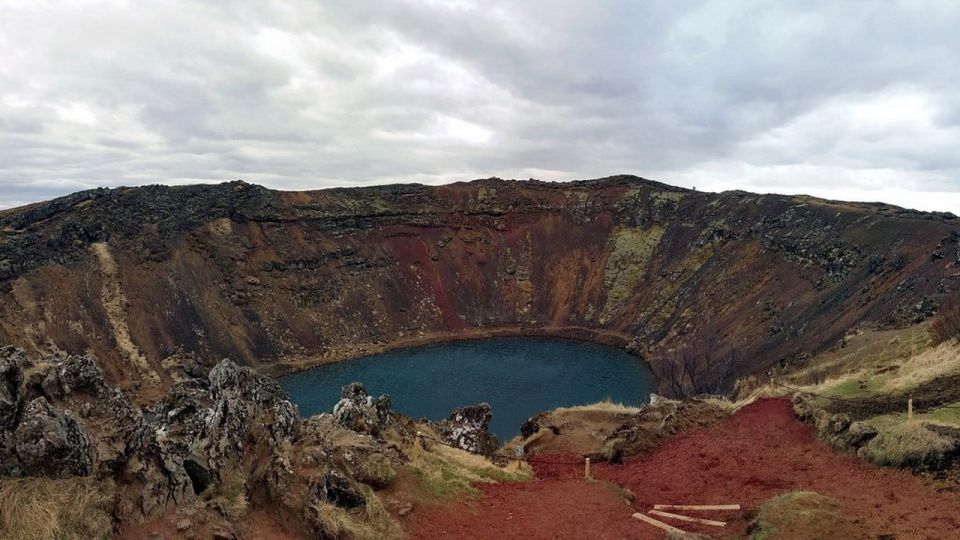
[931,294,960,345]
[791,335,959,399]
[786,324,931,390]
[880,342,960,392]
[310,484,402,540]
[0,476,113,540]
[211,469,249,522]
[552,398,642,414]
[860,422,956,468]
[408,425,531,500]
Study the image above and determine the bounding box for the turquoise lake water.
[279,337,653,442]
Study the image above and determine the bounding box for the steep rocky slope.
[0,176,957,393]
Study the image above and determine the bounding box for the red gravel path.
[408,399,960,539]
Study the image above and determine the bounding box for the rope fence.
[770,380,960,412]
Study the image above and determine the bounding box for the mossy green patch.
[409,445,530,500]
[602,226,664,312]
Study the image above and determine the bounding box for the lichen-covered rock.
[602,400,727,461]
[845,421,879,448]
[13,397,93,477]
[202,359,301,459]
[433,403,498,455]
[0,348,413,537]
[332,382,392,436]
[38,354,146,472]
[0,347,25,434]
[40,353,105,398]
[124,358,303,515]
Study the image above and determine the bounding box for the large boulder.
[13,397,93,477]
[433,403,498,455]
[202,359,301,460]
[332,382,392,436]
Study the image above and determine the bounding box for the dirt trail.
[408,399,960,539]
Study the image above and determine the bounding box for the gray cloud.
[1,0,959,211]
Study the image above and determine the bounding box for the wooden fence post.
[908,399,913,421]
[412,431,423,460]
[584,457,592,480]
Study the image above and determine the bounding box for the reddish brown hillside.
[0,177,956,391]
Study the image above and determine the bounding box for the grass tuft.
[0,476,113,540]
[860,421,956,467]
[310,484,402,540]
[552,398,642,414]
[410,431,531,500]
[750,491,844,540]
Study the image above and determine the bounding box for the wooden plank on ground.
[631,513,688,535]
[649,509,726,527]
[653,504,740,511]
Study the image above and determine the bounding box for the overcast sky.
[2,1,960,212]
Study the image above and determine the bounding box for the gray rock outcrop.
[332,382,392,436]
[432,403,498,455]
[13,397,93,477]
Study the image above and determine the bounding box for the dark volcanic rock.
[126,358,302,514]
[13,397,93,477]
[0,347,24,434]
[332,382,392,436]
[0,347,422,538]
[520,415,541,439]
[40,353,104,397]
[433,403,499,455]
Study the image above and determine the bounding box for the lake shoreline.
[262,325,642,378]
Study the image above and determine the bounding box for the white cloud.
[0,1,959,213]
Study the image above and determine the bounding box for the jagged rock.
[203,359,301,460]
[433,403,498,455]
[13,397,93,477]
[37,354,146,472]
[0,347,25,434]
[0,348,415,538]
[602,400,726,461]
[40,353,104,398]
[127,359,302,512]
[332,382,392,436]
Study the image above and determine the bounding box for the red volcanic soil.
[408,399,960,539]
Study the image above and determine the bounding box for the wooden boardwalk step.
[653,504,741,511]
[631,513,688,535]
[649,509,726,527]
